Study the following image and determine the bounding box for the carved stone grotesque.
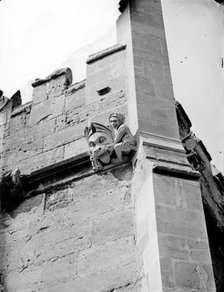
[84,113,136,171]
[182,132,203,171]
[84,122,114,171]
[0,168,25,212]
[108,113,137,161]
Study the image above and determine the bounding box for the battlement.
[0,43,128,176]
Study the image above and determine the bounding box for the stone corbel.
[0,168,26,212]
[84,114,137,172]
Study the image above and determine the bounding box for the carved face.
[109,117,120,129]
[88,132,113,164]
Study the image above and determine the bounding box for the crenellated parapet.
[0,43,129,177]
[32,68,72,103]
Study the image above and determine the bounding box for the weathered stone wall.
[0,45,134,292]
[0,1,221,291]
[130,150,216,291]
[154,173,215,290]
[1,165,138,292]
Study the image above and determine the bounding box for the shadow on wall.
[176,101,224,291]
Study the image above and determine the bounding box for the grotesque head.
[84,122,114,164]
[109,113,125,130]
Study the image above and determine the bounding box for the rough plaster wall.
[0,166,138,292]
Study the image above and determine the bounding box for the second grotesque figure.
[84,113,137,171]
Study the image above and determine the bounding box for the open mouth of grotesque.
[95,148,112,164]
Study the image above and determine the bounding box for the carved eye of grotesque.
[89,142,96,147]
[88,133,113,150]
[99,136,106,144]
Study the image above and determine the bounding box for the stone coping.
[65,79,86,95]
[32,67,72,87]
[11,101,32,117]
[86,44,126,64]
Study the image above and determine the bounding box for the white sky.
[0,0,120,99]
[162,0,224,172]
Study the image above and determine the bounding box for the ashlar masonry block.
[85,45,128,113]
[30,68,72,126]
[64,80,85,112]
[0,164,136,292]
[132,155,216,291]
[0,112,7,126]
[32,68,72,104]
[29,95,65,125]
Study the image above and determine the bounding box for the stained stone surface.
[0,166,139,292]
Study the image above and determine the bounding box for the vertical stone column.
[117,0,181,148]
[117,0,216,290]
